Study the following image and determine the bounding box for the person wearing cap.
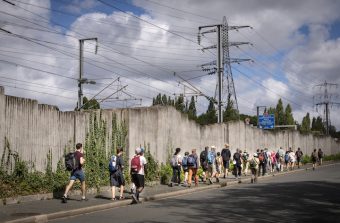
[249,153,259,183]
[130,147,147,204]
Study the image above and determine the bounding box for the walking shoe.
[208,178,213,185]
[131,194,138,204]
[61,195,67,203]
[251,179,254,184]
[81,197,88,201]
[216,178,220,183]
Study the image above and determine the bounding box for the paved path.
[50,163,340,223]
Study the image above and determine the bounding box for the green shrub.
[144,146,159,183]
[301,155,311,164]
[159,163,172,185]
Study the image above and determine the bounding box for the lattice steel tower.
[198,17,250,123]
[314,81,340,134]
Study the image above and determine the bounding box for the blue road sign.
[258,114,275,129]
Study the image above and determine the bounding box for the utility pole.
[77,38,98,110]
[198,17,251,123]
[314,81,340,134]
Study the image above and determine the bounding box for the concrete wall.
[1,86,339,171]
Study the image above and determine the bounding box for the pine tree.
[223,94,239,122]
[161,94,168,105]
[275,99,285,125]
[175,94,185,112]
[284,104,294,125]
[300,112,311,133]
[187,96,197,120]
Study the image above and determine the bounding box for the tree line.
[152,94,339,138]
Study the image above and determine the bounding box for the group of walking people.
[169,144,325,186]
[60,142,324,204]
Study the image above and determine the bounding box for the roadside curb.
[5,161,338,223]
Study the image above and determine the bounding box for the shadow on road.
[137,181,340,223]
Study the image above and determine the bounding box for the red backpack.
[131,155,141,174]
[258,153,265,162]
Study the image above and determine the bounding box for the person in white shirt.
[170,147,182,186]
[130,147,147,204]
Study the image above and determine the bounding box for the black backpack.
[200,151,207,162]
[221,149,231,161]
[65,152,77,171]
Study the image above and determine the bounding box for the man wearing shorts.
[221,144,231,178]
[131,147,147,204]
[62,143,86,203]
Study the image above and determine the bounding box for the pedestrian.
[311,149,318,171]
[182,151,190,186]
[288,149,296,170]
[233,149,242,180]
[207,146,218,184]
[109,147,125,200]
[249,153,259,183]
[242,149,249,176]
[265,148,271,173]
[258,149,266,176]
[295,147,303,169]
[200,146,209,182]
[221,144,231,178]
[270,150,277,173]
[318,148,324,165]
[216,151,223,180]
[278,147,285,172]
[130,147,147,204]
[170,147,182,186]
[284,150,290,171]
[62,143,87,203]
[187,149,199,187]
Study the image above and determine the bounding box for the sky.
[0,0,340,130]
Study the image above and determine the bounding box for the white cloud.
[1,0,340,129]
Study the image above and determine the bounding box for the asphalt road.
[52,164,340,223]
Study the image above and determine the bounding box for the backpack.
[284,153,290,162]
[182,156,188,167]
[242,153,249,161]
[234,152,241,161]
[187,155,195,166]
[170,155,178,167]
[65,152,77,171]
[296,151,303,158]
[109,155,117,173]
[131,156,141,174]
[249,158,258,169]
[318,150,323,158]
[221,149,231,161]
[200,151,207,162]
[207,151,214,164]
[258,153,265,163]
[275,152,280,160]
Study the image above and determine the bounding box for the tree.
[284,104,294,125]
[300,112,311,133]
[174,94,185,112]
[82,96,100,110]
[187,96,197,120]
[275,99,285,125]
[161,94,168,105]
[311,116,326,134]
[197,100,217,125]
[223,94,239,122]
